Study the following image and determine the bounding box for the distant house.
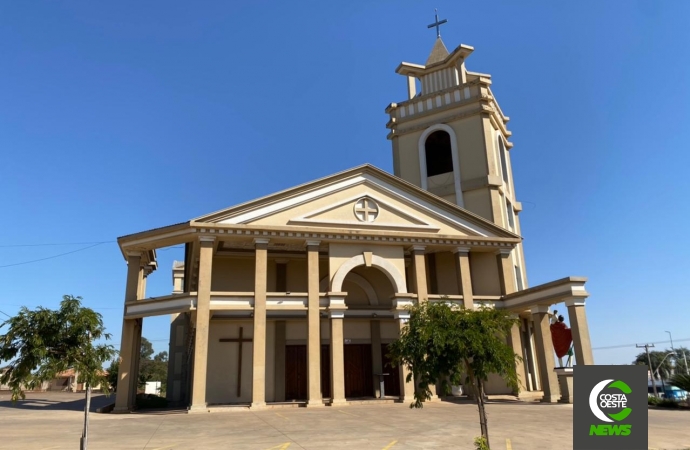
[49,369,106,392]
[1,367,49,392]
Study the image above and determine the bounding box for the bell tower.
[386,16,527,288]
[386,24,519,230]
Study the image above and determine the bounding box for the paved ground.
[1,392,689,450]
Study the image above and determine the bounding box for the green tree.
[389,302,521,448]
[670,373,690,393]
[107,337,168,395]
[106,359,119,391]
[140,337,154,360]
[633,350,675,379]
[0,295,115,449]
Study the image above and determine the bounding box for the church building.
[113,31,594,412]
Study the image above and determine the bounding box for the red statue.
[550,312,573,359]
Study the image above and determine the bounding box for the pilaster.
[370,320,383,398]
[391,295,417,403]
[274,320,286,402]
[329,293,347,406]
[411,246,428,302]
[453,247,473,309]
[251,238,269,409]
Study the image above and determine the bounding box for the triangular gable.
[193,164,519,239]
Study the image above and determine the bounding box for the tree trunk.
[81,383,91,450]
[476,380,490,449]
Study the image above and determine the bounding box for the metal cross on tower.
[427,9,448,38]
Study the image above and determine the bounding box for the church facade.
[113,36,594,412]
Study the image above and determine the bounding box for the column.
[329,294,347,406]
[370,321,383,398]
[189,236,215,412]
[114,252,144,413]
[532,306,560,403]
[306,241,323,407]
[453,247,473,310]
[566,299,594,366]
[497,249,528,394]
[411,245,428,302]
[251,238,269,408]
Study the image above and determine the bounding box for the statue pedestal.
[554,367,574,403]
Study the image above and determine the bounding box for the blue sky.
[1,1,689,365]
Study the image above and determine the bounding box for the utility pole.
[637,343,658,397]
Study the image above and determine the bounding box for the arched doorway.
[336,264,402,398]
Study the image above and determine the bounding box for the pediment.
[288,193,439,232]
[194,165,518,239]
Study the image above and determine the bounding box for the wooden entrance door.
[344,344,373,398]
[381,344,400,397]
[285,345,307,401]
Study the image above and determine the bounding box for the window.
[515,265,524,291]
[506,200,515,230]
[276,263,287,292]
[498,137,510,188]
[425,130,454,177]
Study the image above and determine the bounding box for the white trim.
[214,173,497,237]
[418,124,464,207]
[530,305,550,315]
[331,254,407,294]
[126,295,196,317]
[564,298,586,307]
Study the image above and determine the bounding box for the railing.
[390,84,477,121]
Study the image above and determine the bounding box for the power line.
[0,240,114,248]
[593,338,690,351]
[0,242,107,268]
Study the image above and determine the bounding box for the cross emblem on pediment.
[354,198,379,223]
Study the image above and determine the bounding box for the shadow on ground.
[0,392,114,412]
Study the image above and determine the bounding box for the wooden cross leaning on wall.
[219,327,253,398]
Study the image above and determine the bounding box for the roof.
[425,38,450,65]
[193,163,520,240]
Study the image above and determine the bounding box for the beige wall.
[344,319,371,343]
[433,251,460,295]
[211,257,255,292]
[206,320,255,404]
[469,252,501,296]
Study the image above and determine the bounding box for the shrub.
[474,436,490,450]
[648,396,661,405]
[136,393,168,409]
[658,398,679,409]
